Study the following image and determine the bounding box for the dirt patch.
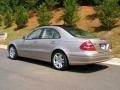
[27,16,38,27]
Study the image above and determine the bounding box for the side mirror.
[22,36,26,40]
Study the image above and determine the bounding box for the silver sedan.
[8,26,111,70]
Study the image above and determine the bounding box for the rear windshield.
[63,27,96,38]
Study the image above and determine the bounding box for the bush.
[62,0,79,26]
[0,15,2,26]
[96,0,120,30]
[45,0,58,10]
[37,3,53,26]
[79,0,103,5]
[4,11,13,28]
[15,6,28,29]
[94,0,103,5]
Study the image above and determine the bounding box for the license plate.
[100,44,106,49]
[100,44,109,50]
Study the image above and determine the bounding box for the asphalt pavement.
[0,48,120,90]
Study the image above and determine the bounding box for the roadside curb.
[0,45,7,49]
[103,58,120,66]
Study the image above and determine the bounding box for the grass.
[0,16,38,45]
[94,30,120,58]
[109,29,120,58]
[0,25,37,45]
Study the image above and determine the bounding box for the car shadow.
[17,57,53,68]
[68,64,108,73]
[16,57,108,73]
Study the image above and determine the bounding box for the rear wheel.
[52,51,69,70]
[9,46,18,60]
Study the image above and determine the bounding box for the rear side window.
[42,28,61,39]
[63,27,96,38]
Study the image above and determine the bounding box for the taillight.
[80,40,96,51]
[109,43,112,52]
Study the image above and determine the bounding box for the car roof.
[37,25,74,29]
[38,25,75,39]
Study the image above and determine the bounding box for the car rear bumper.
[68,52,111,65]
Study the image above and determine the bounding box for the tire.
[52,51,69,70]
[8,46,18,60]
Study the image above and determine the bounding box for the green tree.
[79,0,103,5]
[62,0,79,26]
[4,10,13,28]
[25,0,37,9]
[96,0,120,30]
[0,0,39,12]
[93,0,103,5]
[15,6,28,29]
[0,15,2,26]
[0,0,11,15]
[37,3,53,26]
[45,0,58,10]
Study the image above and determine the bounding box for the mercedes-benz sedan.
[8,26,111,70]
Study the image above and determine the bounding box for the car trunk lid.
[88,38,111,52]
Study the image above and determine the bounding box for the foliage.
[96,0,120,30]
[79,0,103,5]
[0,0,11,15]
[62,0,79,26]
[94,0,103,5]
[4,10,13,28]
[15,6,28,29]
[37,3,53,26]
[0,0,120,29]
[25,0,37,9]
[0,15,2,26]
[45,0,58,10]
[0,0,39,12]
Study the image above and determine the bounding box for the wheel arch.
[8,43,18,59]
[51,49,69,70]
[51,49,69,62]
[8,44,17,50]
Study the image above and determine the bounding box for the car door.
[37,28,61,61]
[19,28,44,59]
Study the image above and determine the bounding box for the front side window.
[26,28,43,40]
[42,28,60,39]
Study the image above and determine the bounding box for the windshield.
[63,27,96,38]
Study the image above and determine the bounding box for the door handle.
[33,41,37,44]
[50,41,56,44]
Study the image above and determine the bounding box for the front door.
[19,28,43,59]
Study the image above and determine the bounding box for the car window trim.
[26,28,44,40]
[41,28,61,39]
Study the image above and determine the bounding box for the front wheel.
[52,51,69,70]
[8,46,18,60]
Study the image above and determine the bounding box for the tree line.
[0,0,120,30]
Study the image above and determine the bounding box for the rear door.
[37,28,61,61]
